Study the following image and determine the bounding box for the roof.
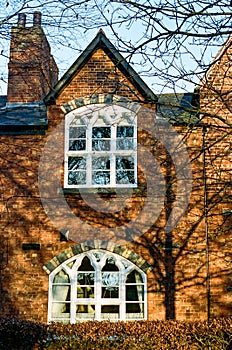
[44,30,158,105]
[0,102,47,134]
[157,92,201,126]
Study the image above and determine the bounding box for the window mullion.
[95,266,101,321]
[86,125,92,186]
[120,271,126,321]
[69,273,76,324]
[111,125,116,186]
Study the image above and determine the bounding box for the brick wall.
[0,17,231,323]
[200,35,232,318]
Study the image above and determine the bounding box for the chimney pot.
[18,13,26,27]
[33,11,41,27]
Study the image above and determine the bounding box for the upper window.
[64,104,137,188]
[48,250,147,323]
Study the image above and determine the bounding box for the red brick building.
[0,12,231,323]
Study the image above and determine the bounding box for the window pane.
[117,126,134,150]
[68,157,86,185]
[92,171,110,185]
[126,285,144,302]
[68,157,86,170]
[77,272,95,285]
[68,171,86,185]
[69,127,86,151]
[52,270,70,319]
[126,270,143,283]
[92,127,111,151]
[69,126,86,138]
[126,303,144,319]
[53,269,70,284]
[77,286,94,299]
[76,304,95,315]
[102,272,119,286]
[102,286,119,298]
[126,303,143,313]
[92,127,111,138]
[116,139,134,150]
[117,126,134,138]
[116,155,135,183]
[101,305,119,320]
[52,302,70,318]
[116,171,135,184]
[69,140,86,151]
[92,140,111,151]
[92,157,110,169]
[116,156,134,170]
[78,256,95,271]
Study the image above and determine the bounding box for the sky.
[0,0,228,96]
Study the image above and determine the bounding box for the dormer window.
[64,104,137,188]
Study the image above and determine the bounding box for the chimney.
[18,13,26,27]
[7,12,58,104]
[33,11,41,27]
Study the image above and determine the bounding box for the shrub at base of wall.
[0,316,232,350]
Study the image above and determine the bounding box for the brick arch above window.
[43,240,152,275]
[60,94,142,115]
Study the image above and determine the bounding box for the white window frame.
[48,250,147,323]
[64,104,137,188]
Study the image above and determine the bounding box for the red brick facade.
[0,13,231,323]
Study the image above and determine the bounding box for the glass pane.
[68,171,86,185]
[101,305,119,319]
[53,269,70,284]
[69,140,86,151]
[78,256,94,271]
[126,270,143,283]
[102,286,119,298]
[126,303,143,314]
[116,138,134,150]
[116,170,135,184]
[126,285,144,302]
[92,171,110,185]
[69,126,86,138]
[116,156,134,170]
[52,302,70,318]
[92,127,111,151]
[92,127,111,138]
[92,140,111,151]
[77,286,94,299]
[69,127,86,151]
[92,157,110,169]
[117,126,134,150]
[102,272,119,286]
[77,272,95,285]
[117,126,134,138]
[102,257,119,271]
[68,157,86,170]
[76,304,95,314]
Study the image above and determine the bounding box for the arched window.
[64,104,137,188]
[48,250,147,323]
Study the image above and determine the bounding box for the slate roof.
[0,92,201,134]
[157,92,201,126]
[0,101,47,134]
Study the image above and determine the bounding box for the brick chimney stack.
[7,12,58,104]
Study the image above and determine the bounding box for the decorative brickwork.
[61,94,141,114]
[43,240,152,275]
